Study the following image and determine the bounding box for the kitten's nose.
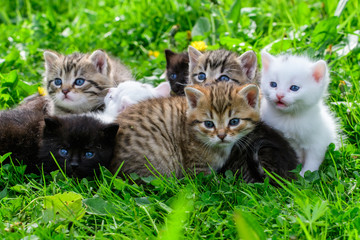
[217,130,227,141]
[276,94,284,100]
[70,161,79,169]
[62,89,70,95]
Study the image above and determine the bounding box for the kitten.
[164,49,189,96]
[38,115,119,178]
[44,49,134,115]
[98,81,171,123]
[110,82,260,178]
[220,122,298,183]
[188,46,260,86]
[0,105,45,174]
[260,51,338,176]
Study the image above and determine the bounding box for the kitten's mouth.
[275,101,287,108]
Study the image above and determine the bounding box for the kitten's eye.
[59,148,68,157]
[218,75,230,82]
[270,82,277,88]
[170,73,177,80]
[54,78,62,86]
[290,85,300,91]
[229,118,240,126]
[74,78,85,86]
[85,152,95,159]
[203,121,214,129]
[198,73,206,82]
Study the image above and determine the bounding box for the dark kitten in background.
[220,122,298,183]
[39,115,119,178]
[164,49,189,96]
[0,106,45,173]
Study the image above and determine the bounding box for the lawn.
[0,0,360,239]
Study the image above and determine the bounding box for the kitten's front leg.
[299,147,326,176]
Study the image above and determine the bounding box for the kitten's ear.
[238,84,260,110]
[165,49,176,62]
[237,50,258,80]
[261,51,275,73]
[102,123,119,140]
[154,82,171,97]
[44,117,62,134]
[312,60,328,83]
[118,96,135,113]
[188,46,203,73]
[90,50,108,74]
[44,50,60,71]
[185,86,205,109]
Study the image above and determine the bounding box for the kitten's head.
[39,115,119,178]
[185,82,260,149]
[261,51,329,113]
[44,50,113,114]
[188,46,258,85]
[104,81,170,113]
[165,49,189,96]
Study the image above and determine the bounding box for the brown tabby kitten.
[188,46,260,86]
[164,49,189,96]
[44,49,134,114]
[110,82,260,178]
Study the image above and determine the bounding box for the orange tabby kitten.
[110,82,260,178]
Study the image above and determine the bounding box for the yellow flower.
[38,87,46,96]
[190,41,208,51]
[148,50,160,58]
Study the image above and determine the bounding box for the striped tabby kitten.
[188,46,260,85]
[110,82,260,178]
[44,50,134,114]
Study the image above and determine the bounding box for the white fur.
[97,81,170,123]
[260,51,338,176]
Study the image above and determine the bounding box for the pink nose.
[217,133,226,141]
[276,94,284,100]
[62,89,70,95]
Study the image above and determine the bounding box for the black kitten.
[220,122,299,183]
[0,104,46,173]
[164,49,189,96]
[38,115,119,178]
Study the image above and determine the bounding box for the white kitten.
[98,81,171,123]
[260,51,338,176]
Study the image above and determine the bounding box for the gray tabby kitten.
[188,46,260,85]
[44,50,134,114]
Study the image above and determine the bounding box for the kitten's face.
[261,52,329,113]
[185,82,260,148]
[44,50,112,113]
[188,47,258,86]
[104,81,170,113]
[39,116,119,178]
[165,50,189,96]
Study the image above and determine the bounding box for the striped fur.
[44,50,134,115]
[110,82,260,178]
[188,47,260,86]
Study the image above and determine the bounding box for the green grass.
[1,0,360,238]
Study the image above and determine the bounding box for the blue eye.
[74,78,85,86]
[219,75,230,82]
[85,152,94,159]
[59,149,68,157]
[198,73,206,81]
[170,73,177,80]
[204,121,214,128]
[290,85,300,91]
[270,82,277,88]
[54,78,62,86]
[229,118,240,126]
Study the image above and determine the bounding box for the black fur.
[220,122,299,183]
[165,49,189,96]
[38,115,119,178]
